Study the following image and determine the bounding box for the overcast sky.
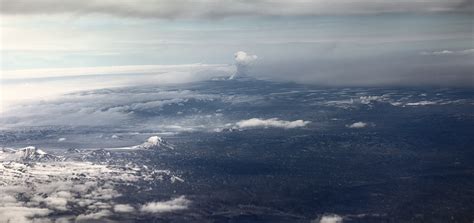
[0,0,473,87]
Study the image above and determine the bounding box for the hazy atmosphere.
[0,1,473,222]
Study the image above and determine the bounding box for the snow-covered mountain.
[0,146,64,162]
[132,136,174,150]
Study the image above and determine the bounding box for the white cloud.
[1,64,229,80]
[319,214,344,223]
[1,64,231,113]
[347,122,367,128]
[140,196,191,213]
[1,0,470,18]
[113,204,135,213]
[405,101,438,106]
[1,75,266,131]
[234,51,258,66]
[44,196,68,211]
[0,207,51,223]
[421,48,474,56]
[235,118,310,129]
[76,210,112,221]
[0,83,226,128]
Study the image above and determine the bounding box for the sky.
[0,0,473,106]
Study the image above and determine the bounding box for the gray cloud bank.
[249,49,474,87]
[1,0,472,18]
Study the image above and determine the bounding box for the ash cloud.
[229,51,258,80]
[249,50,474,87]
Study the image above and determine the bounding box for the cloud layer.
[1,0,472,18]
[1,64,232,112]
[421,48,474,56]
[250,49,474,87]
[140,196,191,213]
[235,118,310,129]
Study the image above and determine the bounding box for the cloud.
[234,51,258,66]
[405,101,438,106]
[421,48,474,56]
[321,93,471,109]
[113,204,135,213]
[235,118,310,129]
[0,77,264,132]
[76,210,112,221]
[230,51,258,79]
[2,93,209,129]
[318,214,344,223]
[1,63,231,104]
[44,195,69,211]
[140,196,191,213]
[0,0,470,18]
[1,64,232,113]
[250,50,474,87]
[0,207,51,223]
[347,122,368,128]
[1,64,230,80]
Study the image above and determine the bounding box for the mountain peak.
[137,136,174,150]
[0,146,64,162]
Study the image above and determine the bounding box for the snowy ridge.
[0,146,64,162]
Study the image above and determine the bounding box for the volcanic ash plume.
[229,51,258,80]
